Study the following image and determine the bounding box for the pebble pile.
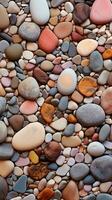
[0,0,112,200]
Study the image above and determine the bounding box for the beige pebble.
[0,160,14,177]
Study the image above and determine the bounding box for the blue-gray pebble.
[90,51,103,72]
[63,124,75,136]
[99,124,110,142]
[58,96,68,111]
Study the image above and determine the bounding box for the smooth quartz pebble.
[50,118,67,131]
[30,0,50,25]
[57,68,77,95]
[12,122,45,151]
[0,160,14,177]
[87,142,105,157]
[20,101,38,115]
[77,39,98,56]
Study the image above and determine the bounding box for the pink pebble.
[61,61,73,69]
[20,100,38,115]
[25,63,35,71]
[15,157,30,166]
[1,77,11,87]
[97,46,105,53]
[53,57,62,64]
[84,185,92,192]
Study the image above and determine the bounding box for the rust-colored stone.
[28,163,49,180]
[67,114,77,123]
[38,188,54,200]
[41,103,55,123]
[103,49,112,59]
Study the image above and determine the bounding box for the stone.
[33,67,49,84]
[57,68,77,95]
[87,142,105,157]
[98,70,109,85]
[28,163,49,180]
[38,27,58,53]
[7,1,20,13]
[62,181,79,200]
[104,60,112,71]
[76,104,105,127]
[89,51,103,72]
[103,141,112,150]
[38,188,54,200]
[99,124,110,142]
[58,96,68,111]
[41,103,55,123]
[73,3,90,25]
[19,22,40,42]
[65,2,74,13]
[103,49,112,59]
[70,163,89,181]
[30,0,50,25]
[62,136,81,147]
[78,76,97,97]
[44,141,61,161]
[23,194,35,200]
[90,0,112,25]
[5,44,23,61]
[68,42,77,57]
[100,182,112,193]
[50,118,67,131]
[54,22,73,39]
[0,4,9,29]
[51,0,66,7]
[11,77,19,89]
[101,87,112,114]
[77,39,98,56]
[0,143,14,160]
[96,193,112,200]
[12,122,45,151]
[29,151,39,164]
[40,60,54,71]
[56,164,70,176]
[23,50,33,60]
[0,176,8,200]
[63,124,75,136]
[18,77,40,100]
[90,156,112,182]
[0,40,9,53]
[0,160,14,177]
[83,194,96,200]
[0,121,7,143]
[13,175,27,193]
[9,115,24,131]
[20,101,38,115]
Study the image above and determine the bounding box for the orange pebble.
[41,103,55,123]
[38,188,54,200]
[47,80,55,87]
[103,49,112,59]
[67,114,77,123]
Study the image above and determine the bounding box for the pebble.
[96,193,112,200]
[50,117,67,131]
[99,124,110,142]
[12,122,45,151]
[56,164,70,176]
[9,115,24,131]
[20,101,38,115]
[44,141,61,161]
[5,44,23,61]
[0,121,7,143]
[0,40,9,53]
[23,194,35,200]
[0,176,8,200]
[87,142,105,157]
[70,163,89,181]
[28,163,49,180]
[76,103,105,127]
[104,59,112,71]
[30,0,50,25]
[101,87,112,114]
[41,103,55,123]
[62,136,81,147]
[100,182,112,193]
[58,96,68,111]
[89,51,103,72]
[0,143,14,159]
[19,22,40,42]
[40,60,54,71]
[65,2,74,13]
[7,1,20,13]
[13,175,27,193]
[0,4,9,29]
[98,70,109,85]
[23,50,33,60]
[62,181,79,200]
[14,167,23,176]
[63,124,75,136]
[0,160,14,177]
[57,68,77,95]
[54,22,73,39]
[33,67,49,84]
[77,39,98,56]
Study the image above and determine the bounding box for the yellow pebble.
[29,151,39,164]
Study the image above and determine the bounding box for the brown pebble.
[62,181,79,200]
[28,163,49,180]
[9,115,24,131]
[33,67,49,84]
[44,141,61,161]
[38,187,54,200]
[41,103,55,123]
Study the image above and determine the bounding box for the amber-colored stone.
[47,80,55,87]
[103,49,112,59]
[41,103,55,123]
[28,163,49,180]
[12,34,22,43]
[81,59,89,67]
[67,114,77,123]
[62,181,79,200]
[79,189,87,197]
[44,141,61,161]
[78,76,97,97]
[38,188,54,200]
[71,90,83,103]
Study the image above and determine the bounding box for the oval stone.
[77,39,98,56]
[89,51,103,72]
[0,121,7,143]
[87,142,105,157]
[0,176,8,200]
[62,181,79,200]
[30,0,50,25]
[0,4,9,29]
[0,143,14,160]
[20,101,38,115]
[12,122,45,151]
[57,68,77,95]
[76,104,105,127]
[70,163,89,181]
[54,22,73,39]
[90,156,112,182]
[96,193,112,200]
[101,87,112,114]
[0,160,14,177]
[5,44,23,61]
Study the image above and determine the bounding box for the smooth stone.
[0,160,14,177]
[73,3,90,25]
[33,67,49,84]
[56,164,70,176]
[30,0,50,25]
[57,68,77,95]
[19,22,40,42]
[89,51,103,72]
[40,60,54,71]
[54,22,73,39]
[58,96,68,111]
[103,141,112,150]
[51,0,66,7]
[62,136,81,147]
[0,40,9,53]
[50,118,67,131]
[9,115,24,131]
[68,42,77,57]
[0,4,9,29]
[99,124,110,142]
[70,163,89,181]
[0,97,6,115]
[0,143,14,160]
[5,44,23,61]
[38,27,58,53]
[98,70,109,85]
[76,103,105,127]
[61,41,69,53]
[104,60,112,71]
[0,121,7,143]
[65,2,74,13]
[15,157,29,167]
[23,194,35,200]
[7,1,20,13]
[62,181,79,200]
[100,182,112,193]
[13,175,27,193]
[101,87,112,114]
[77,39,98,56]
[44,141,61,161]
[83,194,96,200]
[83,175,95,185]
[63,124,75,136]
[0,176,8,200]
[90,156,112,182]
[90,0,112,25]
[96,193,112,200]
[18,77,40,100]
[20,101,38,115]
[87,142,105,157]
[12,122,45,151]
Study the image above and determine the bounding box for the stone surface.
[0,4,9,29]
[38,188,54,200]
[89,51,103,72]
[54,22,73,39]
[62,181,79,200]
[5,44,23,61]
[41,103,55,123]
[101,87,112,114]
[87,142,105,157]
[0,160,14,177]
[30,0,50,25]
[50,118,67,131]
[0,176,8,200]
[57,68,77,95]
[76,104,105,127]
[77,39,98,56]
[18,77,40,100]
[44,141,61,161]
[33,67,49,84]
[96,193,112,200]
[70,163,89,181]
[99,124,110,142]
[12,122,45,151]
[0,121,7,143]
[28,163,49,180]
[62,136,81,147]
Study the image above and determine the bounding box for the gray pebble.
[0,97,6,115]
[89,51,103,72]
[98,70,109,85]
[61,41,69,53]
[68,42,77,57]
[104,60,112,71]
[99,124,110,142]
[0,40,9,53]
[58,96,68,111]
[96,193,112,200]
[0,143,14,159]
[70,163,89,181]
[63,124,75,136]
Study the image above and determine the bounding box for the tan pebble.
[49,16,58,25]
[27,42,38,51]
[0,160,14,177]
[81,59,89,67]
[12,34,22,43]
[62,136,81,147]
[29,150,39,164]
[0,83,6,96]
[23,50,33,60]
